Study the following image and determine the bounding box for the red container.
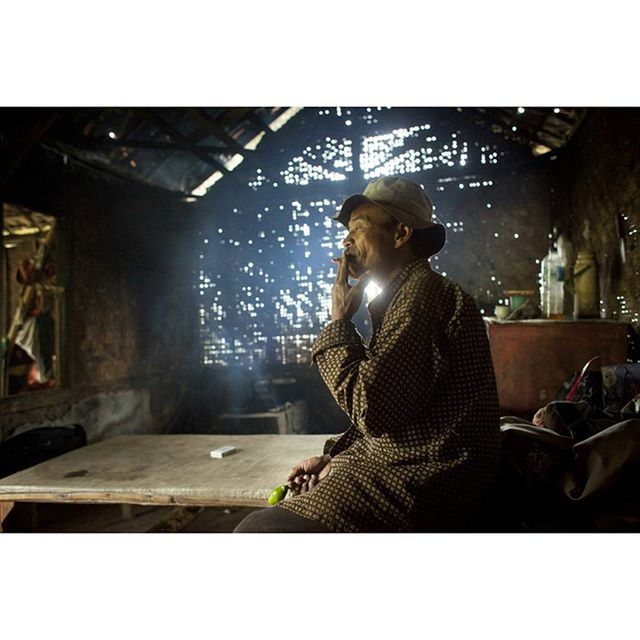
[485,319,628,418]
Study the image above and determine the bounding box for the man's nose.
[342,235,353,249]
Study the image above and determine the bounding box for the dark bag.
[0,425,86,479]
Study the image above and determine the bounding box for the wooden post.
[120,504,133,521]
[30,503,38,531]
[0,501,15,532]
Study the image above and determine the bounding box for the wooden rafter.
[190,108,250,158]
[138,109,230,175]
[246,111,273,136]
[188,108,277,184]
[63,135,230,155]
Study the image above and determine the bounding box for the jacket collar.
[367,256,431,320]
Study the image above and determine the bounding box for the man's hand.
[287,454,332,496]
[331,253,369,322]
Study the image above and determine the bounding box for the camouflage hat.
[334,176,446,254]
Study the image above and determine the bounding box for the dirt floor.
[3,502,261,533]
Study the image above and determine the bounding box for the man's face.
[342,204,397,279]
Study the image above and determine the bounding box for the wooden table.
[0,434,329,531]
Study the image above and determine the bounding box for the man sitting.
[235,177,500,532]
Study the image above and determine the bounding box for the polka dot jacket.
[279,256,501,532]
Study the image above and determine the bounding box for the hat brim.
[333,194,374,228]
[419,223,446,256]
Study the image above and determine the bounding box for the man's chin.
[348,263,368,279]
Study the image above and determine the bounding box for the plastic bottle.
[570,220,598,319]
[539,243,565,319]
[557,233,574,315]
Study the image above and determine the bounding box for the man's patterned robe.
[279,256,500,532]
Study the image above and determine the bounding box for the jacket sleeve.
[311,300,446,438]
[321,427,361,456]
[322,435,341,455]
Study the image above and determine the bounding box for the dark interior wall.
[4,147,199,385]
[2,148,199,441]
[64,179,198,384]
[553,108,640,325]
[437,162,552,311]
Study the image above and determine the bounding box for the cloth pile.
[499,396,640,504]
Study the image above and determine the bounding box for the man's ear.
[393,223,413,248]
